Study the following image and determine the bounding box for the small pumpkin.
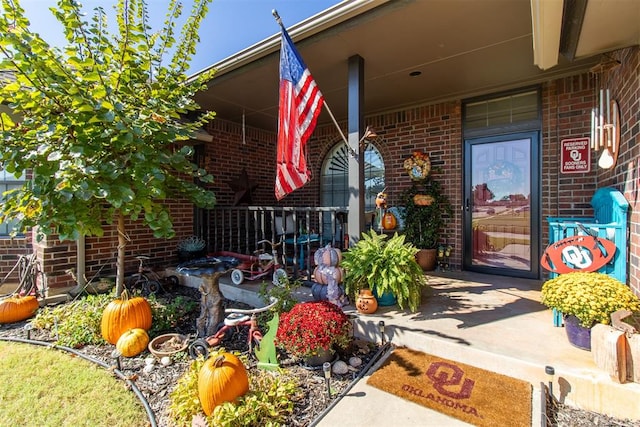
[101,289,152,344]
[0,295,39,324]
[116,328,150,357]
[313,265,343,285]
[198,352,249,416]
[382,211,397,230]
[314,245,342,267]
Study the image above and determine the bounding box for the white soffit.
[530,0,563,70]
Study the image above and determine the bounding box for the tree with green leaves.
[0,0,216,296]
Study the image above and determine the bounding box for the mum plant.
[541,272,640,327]
[275,300,352,360]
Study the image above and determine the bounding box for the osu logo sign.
[541,235,616,274]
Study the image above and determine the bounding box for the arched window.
[320,142,385,213]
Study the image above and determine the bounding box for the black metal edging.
[309,341,394,427]
[0,336,157,427]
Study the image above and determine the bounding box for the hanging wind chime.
[590,57,621,170]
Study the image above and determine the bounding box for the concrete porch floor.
[202,269,640,425]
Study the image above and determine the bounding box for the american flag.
[275,27,324,200]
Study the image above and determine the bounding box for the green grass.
[0,342,148,426]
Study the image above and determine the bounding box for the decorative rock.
[332,360,349,375]
[145,356,156,366]
[348,356,362,368]
[160,356,172,366]
[143,364,155,374]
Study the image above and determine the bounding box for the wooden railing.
[201,206,348,275]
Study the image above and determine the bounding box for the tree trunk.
[115,212,127,297]
[196,272,225,338]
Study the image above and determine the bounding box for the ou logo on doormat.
[426,361,475,399]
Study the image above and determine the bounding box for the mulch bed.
[0,286,383,427]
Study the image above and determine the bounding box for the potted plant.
[541,272,640,350]
[341,230,428,312]
[275,300,352,366]
[400,170,453,270]
[177,235,207,262]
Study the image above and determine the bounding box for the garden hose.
[0,336,157,427]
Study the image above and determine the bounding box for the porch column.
[346,54,365,245]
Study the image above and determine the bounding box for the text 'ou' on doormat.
[367,347,531,427]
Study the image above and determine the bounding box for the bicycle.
[0,253,47,299]
[188,297,279,359]
[125,255,179,296]
[228,238,288,286]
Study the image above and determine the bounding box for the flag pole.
[272,10,358,160]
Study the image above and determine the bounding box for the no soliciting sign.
[561,137,591,174]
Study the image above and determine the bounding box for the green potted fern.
[341,230,428,312]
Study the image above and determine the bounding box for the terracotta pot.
[415,248,437,271]
[356,289,378,314]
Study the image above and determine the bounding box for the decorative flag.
[275,27,324,200]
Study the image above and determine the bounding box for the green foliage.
[258,277,299,316]
[31,293,111,347]
[148,294,198,336]
[341,230,427,312]
[211,369,297,426]
[0,0,217,294]
[541,272,640,327]
[400,176,452,249]
[168,356,206,427]
[169,351,297,427]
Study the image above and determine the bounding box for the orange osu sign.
[541,234,616,274]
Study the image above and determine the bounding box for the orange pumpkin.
[198,353,249,416]
[116,328,150,357]
[382,212,397,230]
[0,295,39,324]
[101,290,152,344]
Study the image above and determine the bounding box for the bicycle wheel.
[272,268,288,287]
[188,339,210,359]
[230,269,244,285]
[143,280,162,296]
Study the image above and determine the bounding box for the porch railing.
[202,206,348,276]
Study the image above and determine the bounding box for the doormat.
[367,347,531,427]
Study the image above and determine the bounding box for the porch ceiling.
[192,0,639,133]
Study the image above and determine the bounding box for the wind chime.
[590,57,621,170]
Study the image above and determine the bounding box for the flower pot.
[415,248,437,271]
[356,289,378,314]
[564,315,592,351]
[304,347,335,367]
[373,287,397,307]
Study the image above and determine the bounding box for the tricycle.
[212,239,288,286]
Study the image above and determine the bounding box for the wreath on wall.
[403,151,431,181]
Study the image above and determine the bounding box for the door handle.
[465,198,470,212]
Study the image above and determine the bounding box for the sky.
[18,0,339,74]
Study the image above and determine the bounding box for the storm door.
[463,132,540,278]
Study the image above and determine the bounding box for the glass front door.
[463,132,540,278]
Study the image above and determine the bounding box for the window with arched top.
[320,143,385,213]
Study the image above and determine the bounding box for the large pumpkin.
[0,295,39,324]
[116,328,149,357]
[198,352,249,416]
[101,290,152,344]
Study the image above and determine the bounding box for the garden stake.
[323,362,332,399]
